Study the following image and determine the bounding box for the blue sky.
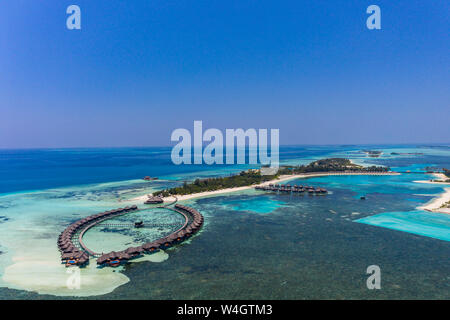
[0,1,449,148]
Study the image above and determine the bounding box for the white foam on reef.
[3,251,130,297]
[0,200,130,296]
[2,250,169,296]
[0,179,174,297]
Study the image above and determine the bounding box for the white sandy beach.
[414,173,450,185]
[131,172,400,203]
[418,187,450,214]
[414,173,450,214]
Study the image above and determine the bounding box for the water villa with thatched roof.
[145,195,164,204]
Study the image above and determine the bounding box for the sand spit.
[132,172,400,203]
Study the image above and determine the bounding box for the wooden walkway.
[77,210,131,257]
[74,196,192,259]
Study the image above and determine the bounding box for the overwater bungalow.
[61,252,77,261]
[167,234,180,243]
[64,251,89,267]
[96,254,109,265]
[161,238,173,248]
[175,231,186,241]
[145,196,164,204]
[62,246,77,254]
[125,246,144,257]
[99,251,130,267]
[142,242,161,253]
[108,259,121,267]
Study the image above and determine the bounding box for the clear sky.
[0,1,449,148]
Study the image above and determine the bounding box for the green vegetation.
[275,158,389,175]
[440,200,450,209]
[444,169,450,179]
[153,158,390,197]
[153,170,278,197]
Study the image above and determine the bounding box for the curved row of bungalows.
[96,204,204,268]
[174,204,204,227]
[57,205,138,267]
[96,240,162,267]
[97,244,154,267]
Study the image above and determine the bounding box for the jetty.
[255,184,327,194]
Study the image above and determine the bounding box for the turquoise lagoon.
[356,211,450,242]
[0,145,449,299]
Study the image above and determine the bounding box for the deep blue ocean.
[0,145,449,299]
[0,145,358,194]
[2,144,450,194]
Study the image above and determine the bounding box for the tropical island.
[275,158,389,175]
[430,169,450,183]
[391,152,424,156]
[440,200,450,210]
[152,158,390,197]
[416,168,450,185]
[361,150,383,157]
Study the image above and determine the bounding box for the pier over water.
[57,202,204,268]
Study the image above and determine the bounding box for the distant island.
[143,176,158,181]
[431,169,450,183]
[276,158,389,175]
[361,150,383,157]
[391,152,424,156]
[414,168,450,188]
[153,158,389,197]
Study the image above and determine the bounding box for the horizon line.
[0,142,449,151]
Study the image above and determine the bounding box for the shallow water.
[0,145,449,299]
[356,211,450,241]
[92,189,450,299]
